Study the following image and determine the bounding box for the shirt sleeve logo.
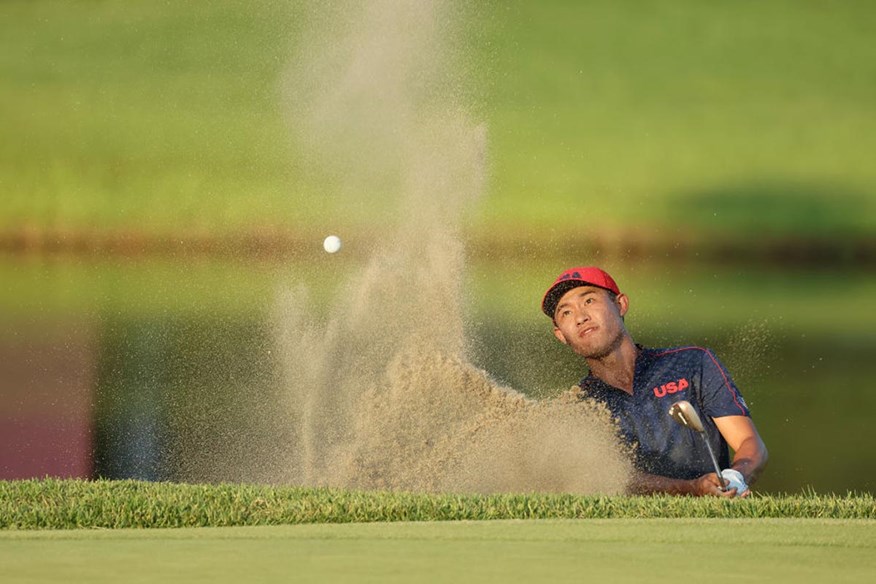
[653,378,689,398]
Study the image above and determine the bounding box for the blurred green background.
[1,0,874,493]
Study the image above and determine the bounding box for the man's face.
[552,285,629,359]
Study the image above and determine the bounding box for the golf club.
[668,400,727,490]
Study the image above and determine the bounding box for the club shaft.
[700,433,726,490]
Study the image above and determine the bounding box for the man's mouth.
[579,326,597,337]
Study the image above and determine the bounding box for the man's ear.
[616,293,630,317]
[553,326,568,345]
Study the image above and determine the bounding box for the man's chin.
[579,348,610,360]
[576,332,624,360]
[575,343,608,360]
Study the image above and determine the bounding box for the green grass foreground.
[1,520,874,584]
[2,479,873,530]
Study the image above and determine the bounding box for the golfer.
[542,266,768,496]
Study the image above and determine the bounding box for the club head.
[668,400,705,433]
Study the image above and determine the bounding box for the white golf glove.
[721,469,749,497]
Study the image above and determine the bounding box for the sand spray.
[264,0,631,494]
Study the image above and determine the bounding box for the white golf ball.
[323,235,341,254]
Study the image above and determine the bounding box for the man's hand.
[690,472,737,497]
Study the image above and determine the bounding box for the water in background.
[2,256,874,494]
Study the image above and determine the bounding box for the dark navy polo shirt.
[579,345,750,480]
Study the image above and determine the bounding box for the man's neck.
[586,335,639,394]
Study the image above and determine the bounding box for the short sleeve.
[698,349,750,418]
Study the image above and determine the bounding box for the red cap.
[541,266,620,318]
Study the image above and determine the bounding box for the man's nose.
[575,310,589,324]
